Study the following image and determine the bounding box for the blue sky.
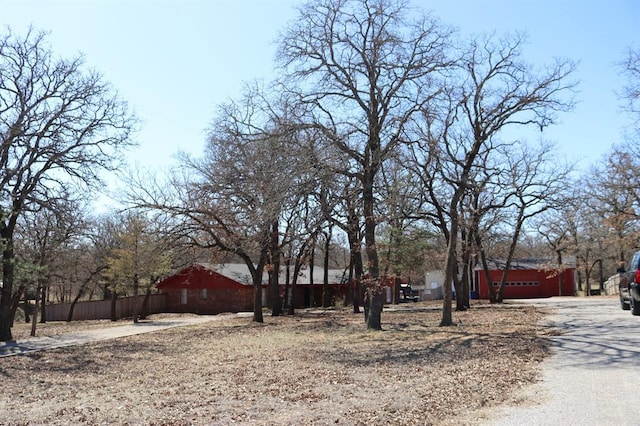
[1,0,638,183]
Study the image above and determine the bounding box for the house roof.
[156,263,348,289]
[156,264,246,290]
[205,263,348,285]
[475,257,577,271]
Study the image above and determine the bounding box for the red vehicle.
[618,250,640,315]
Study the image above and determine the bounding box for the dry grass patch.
[1,302,550,425]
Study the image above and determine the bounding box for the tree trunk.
[393,276,401,304]
[139,288,151,320]
[249,255,267,323]
[0,232,16,341]
[363,168,382,330]
[344,272,351,307]
[557,250,564,296]
[322,229,332,308]
[496,209,527,303]
[365,281,384,330]
[462,260,471,308]
[454,262,466,312]
[283,260,291,312]
[288,261,303,316]
[598,260,604,293]
[132,273,139,324]
[253,279,264,323]
[441,192,462,326]
[39,284,47,324]
[440,233,456,326]
[348,227,363,314]
[459,230,472,309]
[269,220,282,316]
[309,243,315,308]
[8,286,25,334]
[67,279,89,322]
[477,238,497,304]
[30,285,41,337]
[23,291,30,323]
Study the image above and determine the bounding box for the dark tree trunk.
[461,260,471,308]
[9,285,25,330]
[139,288,151,320]
[0,230,16,341]
[269,220,282,316]
[39,284,47,324]
[322,228,332,308]
[253,281,263,323]
[440,233,456,326]
[67,292,80,322]
[474,228,498,303]
[347,226,363,314]
[286,238,311,316]
[308,242,316,307]
[67,275,96,322]
[393,276,401,304]
[459,229,472,309]
[283,260,291,312]
[454,261,466,312]
[132,273,139,324]
[363,169,382,330]
[30,285,41,337]
[248,252,267,323]
[557,250,564,296]
[364,279,384,330]
[23,292,30,323]
[288,261,303,316]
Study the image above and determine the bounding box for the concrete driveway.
[485,296,639,425]
[0,313,252,358]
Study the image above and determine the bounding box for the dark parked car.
[619,250,640,315]
[399,284,420,303]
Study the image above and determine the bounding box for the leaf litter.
[2,302,551,425]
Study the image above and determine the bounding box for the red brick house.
[156,263,348,314]
[476,259,576,299]
[156,264,254,314]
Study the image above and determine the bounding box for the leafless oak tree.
[0,28,136,341]
[277,0,454,329]
[621,47,640,123]
[410,32,576,325]
[125,83,325,323]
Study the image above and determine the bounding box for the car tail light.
[635,269,640,283]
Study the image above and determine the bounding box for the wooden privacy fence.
[44,294,167,322]
[603,274,620,296]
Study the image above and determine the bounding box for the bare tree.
[67,213,131,322]
[484,143,573,302]
[621,47,640,123]
[102,211,172,323]
[126,83,322,323]
[14,193,88,331]
[587,145,640,264]
[410,32,576,325]
[378,155,428,303]
[0,28,136,341]
[533,190,581,296]
[277,0,453,329]
[320,174,365,313]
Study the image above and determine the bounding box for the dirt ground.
[1,302,551,425]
